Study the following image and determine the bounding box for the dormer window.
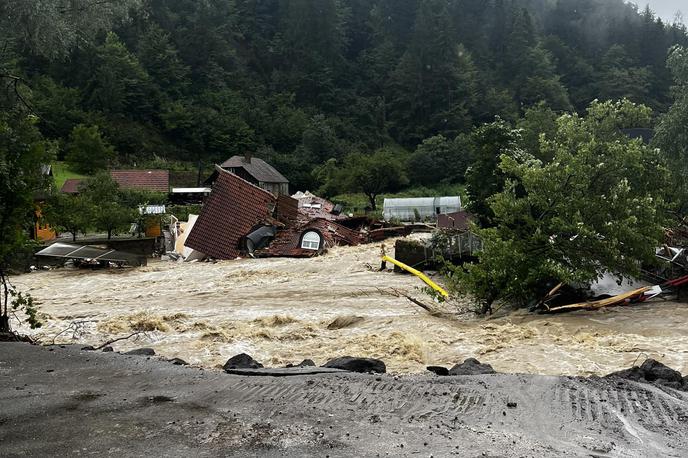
[301,231,321,250]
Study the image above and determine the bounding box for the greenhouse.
[382,197,461,222]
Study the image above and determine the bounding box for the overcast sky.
[640,0,685,24]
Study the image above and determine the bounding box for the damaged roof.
[220,155,289,184]
[292,191,344,222]
[257,218,363,258]
[185,168,277,259]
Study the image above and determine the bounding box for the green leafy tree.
[81,173,136,239]
[516,102,559,162]
[0,0,141,59]
[65,124,116,174]
[0,113,53,332]
[337,149,409,210]
[45,192,94,242]
[654,45,688,215]
[449,100,668,312]
[464,119,522,226]
[407,134,470,186]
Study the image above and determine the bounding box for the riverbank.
[1,342,687,457]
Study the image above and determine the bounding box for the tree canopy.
[449,100,670,311]
[0,0,685,189]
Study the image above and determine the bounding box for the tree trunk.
[1,270,10,333]
[367,193,377,211]
[72,232,76,242]
[107,229,112,240]
[0,315,10,333]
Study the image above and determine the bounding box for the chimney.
[243,152,252,164]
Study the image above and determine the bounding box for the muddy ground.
[11,239,688,376]
[1,343,687,457]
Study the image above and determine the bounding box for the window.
[301,231,321,250]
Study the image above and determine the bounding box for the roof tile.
[110,170,169,192]
[185,169,276,259]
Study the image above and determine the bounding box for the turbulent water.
[11,238,688,375]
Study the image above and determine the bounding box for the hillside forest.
[2,0,688,192]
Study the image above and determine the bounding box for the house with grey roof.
[207,154,289,195]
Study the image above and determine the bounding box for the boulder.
[168,358,188,366]
[426,366,449,376]
[607,359,683,386]
[449,358,496,376]
[323,356,386,374]
[639,359,683,383]
[101,346,114,352]
[81,345,95,351]
[223,353,263,371]
[125,348,156,356]
[297,359,316,367]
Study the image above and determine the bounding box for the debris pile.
[534,221,688,313]
[167,167,431,261]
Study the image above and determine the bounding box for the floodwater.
[11,238,688,375]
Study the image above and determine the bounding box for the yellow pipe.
[382,255,449,298]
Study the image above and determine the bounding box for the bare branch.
[93,331,147,350]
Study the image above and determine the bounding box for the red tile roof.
[110,170,169,192]
[60,178,84,194]
[257,218,363,258]
[185,168,276,259]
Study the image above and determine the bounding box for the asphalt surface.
[1,343,687,457]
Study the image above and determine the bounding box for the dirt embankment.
[2,342,687,457]
[11,239,688,376]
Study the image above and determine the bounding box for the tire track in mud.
[555,379,688,441]
[227,378,487,419]
[226,374,688,440]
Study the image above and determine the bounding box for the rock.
[223,353,263,371]
[448,358,496,376]
[168,358,188,366]
[426,366,449,376]
[607,359,683,386]
[297,359,316,367]
[102,346,114,352]
[81,345,95,351]
[607,366,644,382]
[323,356,386,374]
[125,348,156,356]
[639,359,683,383]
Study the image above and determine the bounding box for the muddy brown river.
[11,239,688,375]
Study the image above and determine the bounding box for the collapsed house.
[180,167,364,260]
